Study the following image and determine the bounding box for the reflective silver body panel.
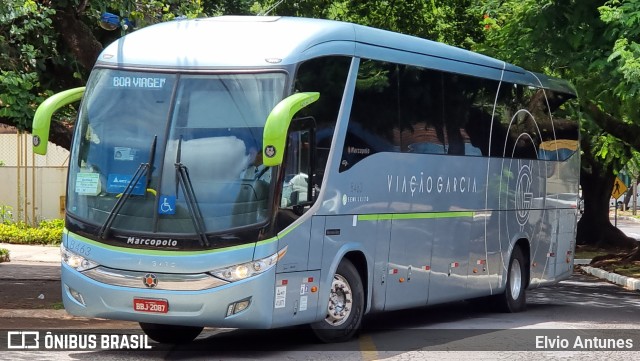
[62,16,578,328]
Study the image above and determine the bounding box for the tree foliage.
[256,0,482,48]
[471,0,640,249]
[0,0,483,148]
[0,0,250,148]
[3,0,640,250]
[0,1,58,130]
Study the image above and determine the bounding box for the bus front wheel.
[311,259,364,343]
[496,246,527,313]
[139,322,203,344]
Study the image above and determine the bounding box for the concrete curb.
[0,309,75,319]
[581,266,640,291]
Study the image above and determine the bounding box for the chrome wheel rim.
[324,274,353,326]
[509,258,522,300]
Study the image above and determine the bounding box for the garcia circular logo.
[515,164,533,228]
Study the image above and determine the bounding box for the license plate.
[133,298,169,313]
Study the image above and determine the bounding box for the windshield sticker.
[158,195,176,215]
[107,174,146,196]
[111,76,167,89]
[75,173,100,195]
[114,147,137,161]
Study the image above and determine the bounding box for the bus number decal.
[67,238,91,257]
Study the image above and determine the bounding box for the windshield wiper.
[175,137,210,247]
[146,135,158,189]
[98,136,157,239]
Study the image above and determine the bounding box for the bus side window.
[341,60,400,172]
[293,56,351,177]
[280,123,313,209]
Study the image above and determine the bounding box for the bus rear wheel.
[495,246,527,313]
[311,259,364,343]
[139,322,203,344]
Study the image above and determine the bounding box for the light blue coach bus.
[32,16,579,343]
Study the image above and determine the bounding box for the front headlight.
[211,246,287,282]
[61,243,99,272]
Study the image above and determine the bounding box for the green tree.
[471,0,640,251]
[0,1,61,137]
[255,0,483,48]
[0,0,251,149]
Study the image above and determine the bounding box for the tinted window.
[492,83,578,160]
[342,60,576,168]
[400,67,498,157]
[342,60,499,171]
[294,56,351,185]
[341,60,400,172]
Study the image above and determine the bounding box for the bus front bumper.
[60,263,276,329]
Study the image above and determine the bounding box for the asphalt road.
[1,270,639,360]
[2,218,640,360]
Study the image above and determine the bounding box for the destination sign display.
[111,76,167,89]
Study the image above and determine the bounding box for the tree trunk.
[52,8,103,71]
[48,120,74,151]
[577,138,636,250]
[623,186,633,208]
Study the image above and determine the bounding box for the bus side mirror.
[32,87,85,155]
[262,92,319,167]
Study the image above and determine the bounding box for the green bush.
[0,219,63,245]
[0,248,9,262]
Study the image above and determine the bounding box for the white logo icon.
[7,331,40,349]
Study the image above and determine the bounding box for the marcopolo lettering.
[127,237,178,247]
[347,146,371,155]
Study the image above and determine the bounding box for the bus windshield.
[67,69,286,238]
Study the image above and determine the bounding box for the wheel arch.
[317,244,371,321]
[513,238,531,288]
[342,250,369,312]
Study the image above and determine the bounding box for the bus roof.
[97,16,574,95]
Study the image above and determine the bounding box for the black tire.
[495,246,527,313]
[139,322,203,344]
[311,259,364,343]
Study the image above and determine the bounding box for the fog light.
[225,297,251,317]
[234,299,250,313]
[66,285,86,306]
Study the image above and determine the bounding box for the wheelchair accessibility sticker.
[158,195,176,215]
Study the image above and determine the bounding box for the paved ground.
[0,230,638,324]
[0,243,61,310]
[0,243,136,328]
[0,242,60,264]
